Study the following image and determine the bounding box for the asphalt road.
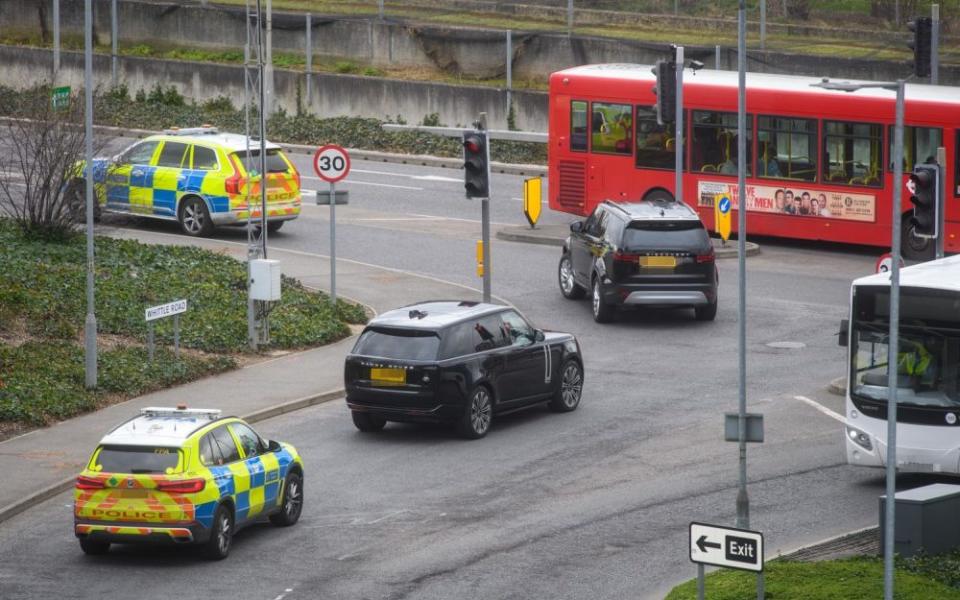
[0,140,946,599]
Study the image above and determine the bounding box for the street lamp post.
[812,77,905,600]
[84,0,98,389]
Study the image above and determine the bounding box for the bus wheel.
[901,218,934,261]
[643,189,675,203]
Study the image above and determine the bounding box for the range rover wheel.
[351,411,386,432]
[592,278,615,323]
[458,386,492,439]
[549,359,583,413]
[695,300,718,322]
[558,254,586,299]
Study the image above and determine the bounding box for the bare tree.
[0,86,107,239]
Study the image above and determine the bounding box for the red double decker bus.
[548,64,960,259]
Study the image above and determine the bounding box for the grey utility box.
[879,484,960,557]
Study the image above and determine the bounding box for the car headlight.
[846,426,872,451]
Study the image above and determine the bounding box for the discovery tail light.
[613,251,640,262]
[696,248,716,263]
[157,478,206,494]
[76,476,105,490]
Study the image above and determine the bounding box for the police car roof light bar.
[163,126,220,136]
[140,406,222,419]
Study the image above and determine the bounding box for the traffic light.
[463,130,489,199]
[908,17,932,78]
[651,60,677,126]
[908,164,940,238]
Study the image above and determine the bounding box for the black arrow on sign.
[696,535,721,553]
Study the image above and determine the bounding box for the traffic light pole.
[674,46,684,204]
[938,146,946,259]
[481,113,492,303]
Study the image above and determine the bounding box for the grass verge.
[665,556,960,600]
[0,219,366,428]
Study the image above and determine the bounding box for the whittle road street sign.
[689,522,764,573]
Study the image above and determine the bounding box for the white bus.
[843,255,960,475]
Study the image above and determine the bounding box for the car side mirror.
[534,329,545,343]
[570,221,583,233]
[838,319,849,347]
[267,439,282,452]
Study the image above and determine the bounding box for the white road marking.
[410,212,513,227]
[411,174,463,183]
[793,395,846,424]
[366,509,409,524]
[272,588,294,600]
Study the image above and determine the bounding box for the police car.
[74,406,304,559]
[71,126,301,236]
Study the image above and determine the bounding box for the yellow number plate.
[370,368,406,385]
[639,256,677,268]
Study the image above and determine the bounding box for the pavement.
[0,225,493,525]
[497,223,761,257]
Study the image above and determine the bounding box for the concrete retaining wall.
[0,45,549,131]
[3,0,958,85]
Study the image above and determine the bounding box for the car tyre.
[267,221,284,234]
[203,504,233,561]
[549,359,583,413]
[695,300,718,321]
[78,538,110,555]
[457,385,493,439]
[178,196,213,237]
[269,471,303,527]
[592,278,615,323]
[558,254,586,300]
[351,411,386,432]
[66,180,100,224]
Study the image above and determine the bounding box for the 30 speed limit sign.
[313,144,351,183]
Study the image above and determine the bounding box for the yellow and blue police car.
[74,126,301,236]
[74,406,304,560]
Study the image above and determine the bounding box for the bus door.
[588,101,634,203]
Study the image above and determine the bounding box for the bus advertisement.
[843,256,960,475]
[547,64,960,260]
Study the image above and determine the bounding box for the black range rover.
[559,199,719,323]
[344,301,584,439]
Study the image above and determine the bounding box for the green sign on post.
[51,86,70,111]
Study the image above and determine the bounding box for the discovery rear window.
[623,221,709,252]
[353,328,440,361]
[233,149,290,174]
[94,445,182,474]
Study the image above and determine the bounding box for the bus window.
[591,102,632,156]
[823,121,883,187]
[571,101,588,152]
[635,106,684,170]
[888,126,942,172]
[691,111,751,176]
[757,116,816,182]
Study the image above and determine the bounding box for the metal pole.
[760,0,766,50]
[931,4,939,85]
[736,0,749,531]
[174,314,180,360]
[259,1,268,261]
[938,146,946,259]
[482,197,491,303]
[895,0,900,26]
[506,30,512,123]
[111,0,118,87]
[148,323,154,363]
[758,572,765,600]
[716,45,721,69]
[265,0,273,115]
[674,0,678,16]
[53,0,60,77]
[675,46,683,204]
[84,0,98,389]
[378,0,384,20]
[330,180,337,304]
[567,0,573,35]
[884,79,905,600]
[305,13,312,109]
[697,564,704,600]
